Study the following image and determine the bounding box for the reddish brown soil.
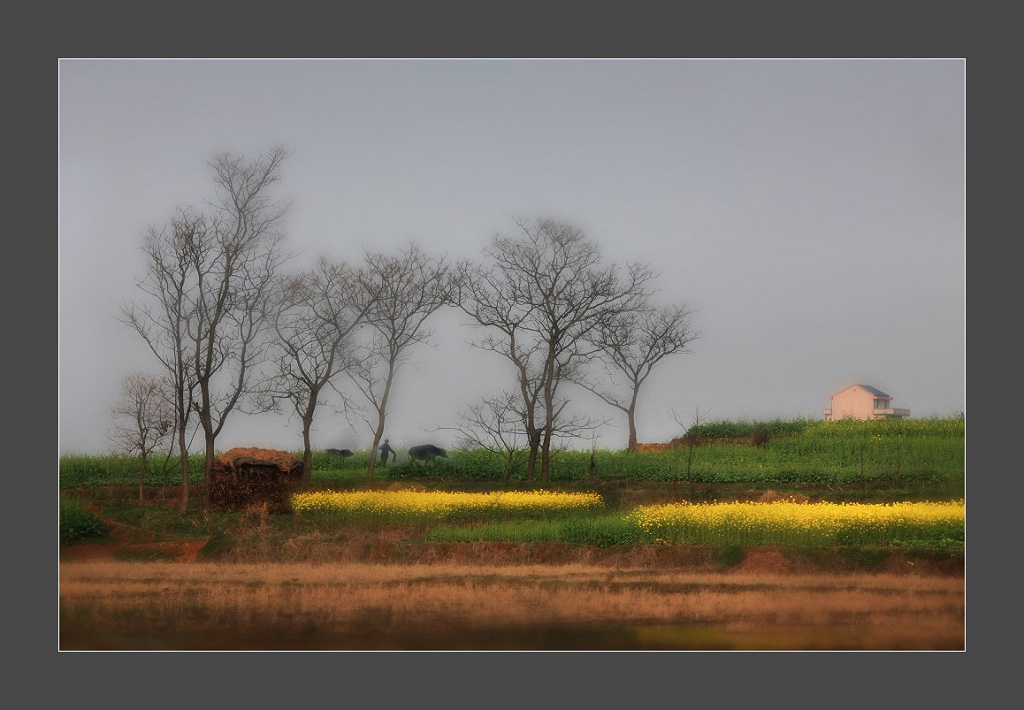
[62,540,208,563]
[60,526,963,576]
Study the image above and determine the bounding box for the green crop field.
[59,416,964,492]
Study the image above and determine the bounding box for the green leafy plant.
[59,498,105,544]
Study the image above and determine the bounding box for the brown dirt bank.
[61,534,963,577]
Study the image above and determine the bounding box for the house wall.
[827,386,882,421]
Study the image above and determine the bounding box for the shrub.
[59,498,105,544]
[686,418,814,439]
[750,427,771,447]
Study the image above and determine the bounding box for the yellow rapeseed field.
[291,489,604,520]
[630,499,965,546]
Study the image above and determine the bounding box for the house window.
[874,398,887,410]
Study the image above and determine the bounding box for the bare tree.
[437,391,529,482]
[122,147,292,505]
[258,257,378,482]
[578,305,697,450]
[672,406,707,501]
[345,244,451,480]
[455,218,653,482]
[109,373,175,503]
[120,211,202,511]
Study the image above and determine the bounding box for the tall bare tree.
[109,373,175,503]
[345,244,451,480]
[122,147,291,505]
[578,305,697,450]
[259,257,378,482]
[455,218,653,482]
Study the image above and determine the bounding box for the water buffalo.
[408,444,447,462]
[324,448,353,458]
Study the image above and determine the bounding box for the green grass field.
[60,416,964,490]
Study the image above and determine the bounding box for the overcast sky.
[58,59,965,456]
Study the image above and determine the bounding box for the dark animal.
[408,444,447,462]
[324,448,353,458]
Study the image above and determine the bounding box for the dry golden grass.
[59,560,964,650]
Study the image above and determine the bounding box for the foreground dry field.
[59,559,964,650]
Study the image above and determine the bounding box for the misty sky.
[58,59,965,456]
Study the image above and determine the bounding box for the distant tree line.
[114,147,697,507]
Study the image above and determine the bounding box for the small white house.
[823,384,910,421]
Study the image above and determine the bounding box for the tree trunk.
[367,423,383,481]
[198,380,216,507]
[626,389,640,452]
[627,410,638,452]
[540,347,555,483]
[525,431,540,481]
[366,361,396,481]
[177,425,189,513]
[300,396,318,484]
[540,426,552,484]
[301,416,314,484]
[160,437,175,500]
[367,390,391,481]
[203,427,216,506]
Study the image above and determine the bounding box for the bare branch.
[456,218,653,480]
[344,244,451,479]
[120,147,293,499]
[575,304,699,449]
[260,256,376,481]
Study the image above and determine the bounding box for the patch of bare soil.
[732,548,809,574]
[756,489,810,503]
[60,539,209,563]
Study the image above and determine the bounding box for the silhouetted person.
[379,438,395,465]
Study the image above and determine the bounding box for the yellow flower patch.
[291,489,604,519]
[630,499,964,546]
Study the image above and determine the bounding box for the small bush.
[750,427,771,447]
[59,498,105,544]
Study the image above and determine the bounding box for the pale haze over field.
[58,59,965,456]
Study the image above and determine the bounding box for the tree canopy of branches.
[109,373,175,502]
[121,146,291,508]
[455,218,654,482]
[260,256,378,482]
[437,390,528,482]
[345,244,451,480]
[578,305,697,450]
